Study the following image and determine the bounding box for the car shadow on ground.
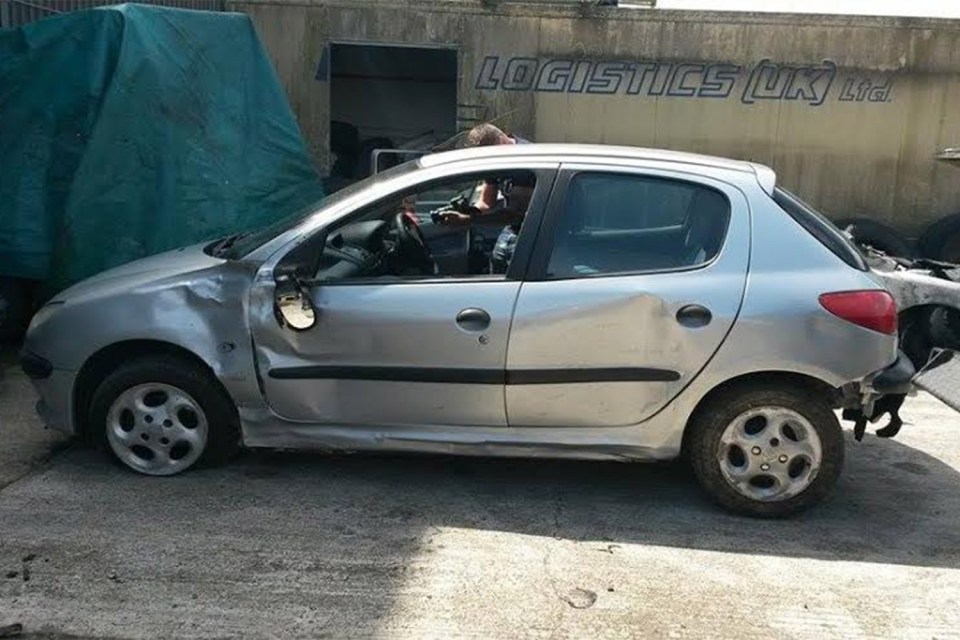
[5,426,959,575]
[221,429,960,570]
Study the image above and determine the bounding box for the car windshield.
[214,160,421,260]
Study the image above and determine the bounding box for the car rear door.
[505,163,750,428]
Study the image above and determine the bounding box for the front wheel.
[688,384,844,518]
[89,356,240,476]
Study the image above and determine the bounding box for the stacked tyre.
[918,214,960,264]
[915,213,960,359]
[929,307,960,350]
[833,217,914,257]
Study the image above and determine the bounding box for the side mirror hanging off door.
[274,274,317,331]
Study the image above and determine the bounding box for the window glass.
[772,187,867,271]
[223,159,419,259]
[277,170,539,283]
[546,173,730,278]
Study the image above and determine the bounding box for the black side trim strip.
[267,366,680,384]
[506,368,680,384]
[269,366,503,384]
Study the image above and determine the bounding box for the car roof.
[418,143,776,194]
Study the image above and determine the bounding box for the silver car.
[20,144,912,517]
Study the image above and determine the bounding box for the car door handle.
[456,308,491,332]
[676,304,712,328]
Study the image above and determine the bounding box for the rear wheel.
[89,356,240,475]
[688,384,844,517]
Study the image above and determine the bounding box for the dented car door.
[504,165,750,428]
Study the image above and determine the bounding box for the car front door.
[505,164,750,428]
[250,163,558,428]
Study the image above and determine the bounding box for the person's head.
[502,173,535,212]
[463,123,515,148]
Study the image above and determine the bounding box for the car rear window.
[772,187,867,271]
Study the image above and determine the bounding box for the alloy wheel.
[717,406,823,502]
[105,383,208,476]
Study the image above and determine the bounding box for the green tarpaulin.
[0,4,323,294]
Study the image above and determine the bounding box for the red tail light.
[818,290,897,335]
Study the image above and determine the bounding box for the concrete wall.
[230,0,960,234]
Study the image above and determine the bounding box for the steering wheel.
[393,212,434,274]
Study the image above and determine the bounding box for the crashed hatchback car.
[21,144,913,517]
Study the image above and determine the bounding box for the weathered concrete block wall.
[230,0,960,234]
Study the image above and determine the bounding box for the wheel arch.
[680,370,839,458]
[73,339,221,442]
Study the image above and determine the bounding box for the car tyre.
[833,218,914,257]
[899,308,934,369]
[89,355,240,475]
[918,213,960,263]
[929,307,960,350]
[688,383,844,518]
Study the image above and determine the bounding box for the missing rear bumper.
[842,352,916,441]
[869,352,916,395]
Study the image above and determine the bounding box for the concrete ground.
[2,356,960,639]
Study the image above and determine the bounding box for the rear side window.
[773,188,867,271]
[545,172,731,278]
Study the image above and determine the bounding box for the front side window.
[545,172,731,279]
[276,169,541,283]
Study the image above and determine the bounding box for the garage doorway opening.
[328,43,458,185]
